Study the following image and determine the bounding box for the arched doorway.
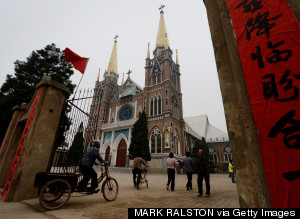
[105,146,110,162]
[116,139,127,167]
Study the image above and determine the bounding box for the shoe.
[76,186,84,192]
[197,194,202,197]
[186,186,189,191]
[206,194,210,197]
[89,188,100,194]
[190,187,193,190]
[166,185,169,190]
[136,187,140,190]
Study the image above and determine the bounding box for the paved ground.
[0,172,239,219]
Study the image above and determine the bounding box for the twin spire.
[156,5,169,49]
[148,5,179,64]
[106,35,118,76]
[101,6,178,81]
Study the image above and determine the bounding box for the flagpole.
[72,74,84,100]
[72,58,89,100]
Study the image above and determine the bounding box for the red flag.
[63,48,89,74]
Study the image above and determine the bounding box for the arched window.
[224,146,232,162]
[150,128,162,154]
[150,98,153,116]
[209,148,218,162]
[144,96,146,111]
[151,135,156,153]
[157,134,161,153]
[154,97,158,115]
[157,74,161,83]
[152,76,156,85]
[158,96,162,114]
[111,112,114,123]
[171,69,177,88]
[165,90,168,105]
[172,97,179,119]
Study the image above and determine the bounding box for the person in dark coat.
[183,151,194,191]
[77,140,105,192]
[195,149,210,197]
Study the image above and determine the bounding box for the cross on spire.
[114,34,119,42]
[159,4,165,13]
[127,69,132,78]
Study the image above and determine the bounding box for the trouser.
[230,172,236,183]
[78,166,98,189]
[132,167,142,187]
[186,172,193,189]
[167,168,176,191]
[197,173,210,195]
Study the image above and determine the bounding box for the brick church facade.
[88,8,231,171]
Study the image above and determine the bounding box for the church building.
[89,7,229,171]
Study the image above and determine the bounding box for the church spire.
[107,35,118,76]
[155,5,169,49]
[176,50,179,65]
[147,42,150,59]
[121,72,124,85]
[97,68,101,81]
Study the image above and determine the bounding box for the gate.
[49,87,103,174]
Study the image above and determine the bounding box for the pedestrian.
[195,149,210,197]
[132,156,149,190]
[166,152,176,191]
[183,151,194,191]
[229,160,236,183]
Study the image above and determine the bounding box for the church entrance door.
[105,146,110,162]
[116,139,127,167]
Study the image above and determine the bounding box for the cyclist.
[132,156,149,190]
[77,140,106,192]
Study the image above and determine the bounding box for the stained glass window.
[118,105,133,121]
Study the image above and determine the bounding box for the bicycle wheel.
[39,179,71,210]
[102,178,118,202]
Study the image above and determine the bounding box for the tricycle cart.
[34,164,118,210]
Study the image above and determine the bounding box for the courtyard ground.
[0,172,239,219]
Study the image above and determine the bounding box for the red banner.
[1,87,43,201]
[226,0,300,207]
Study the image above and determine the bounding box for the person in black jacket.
[195,149,210,197]
[183,151,194,191]
[77,140,105,192]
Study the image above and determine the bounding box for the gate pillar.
[0,105,28,187]
[0,75,70,201]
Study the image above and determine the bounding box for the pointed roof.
[156,11,169,49]
[107,37,118,76]
[184,115,229,143]
[147,43,150,59]
[121,73,125,85]
[97,68,101,81]
[176,49,179,65]
[112,77,143,101]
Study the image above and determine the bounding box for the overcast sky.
[0,0,228,133]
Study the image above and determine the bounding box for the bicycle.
[34,163,118,210]
[135,167,148,188]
